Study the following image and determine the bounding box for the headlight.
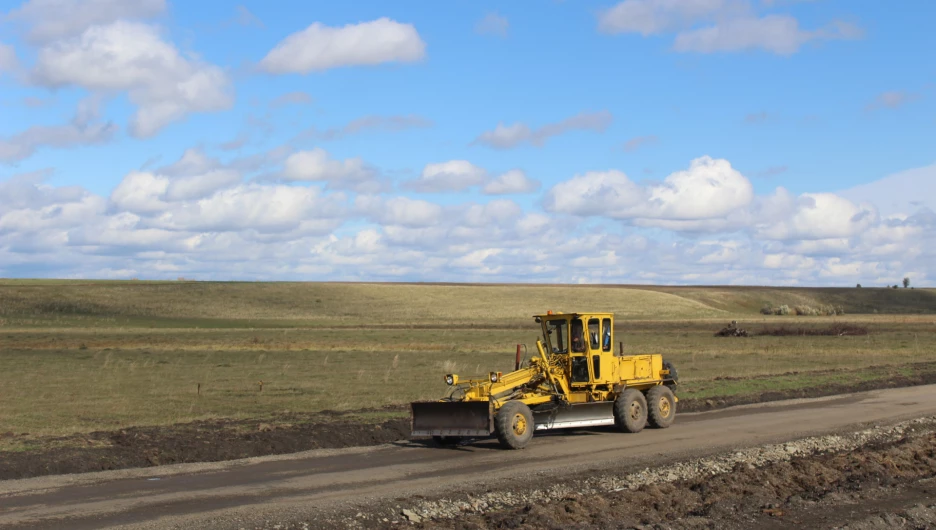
[445,374,457,385]
[489,371,501,383]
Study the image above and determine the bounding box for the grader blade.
[533,402,615,431]
[410,400,493,437]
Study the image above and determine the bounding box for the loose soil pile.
[757,323,870,336]
[0,412,409,480]
[401,425,936,530]
[3,363,936,481]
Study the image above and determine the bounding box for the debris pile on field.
[756,323,869,336]
[714,321,749,337]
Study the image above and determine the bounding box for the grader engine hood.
[410,400,493,437]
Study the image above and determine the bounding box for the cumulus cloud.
[0,97,117,163]
[5,0,166,43]
[404,160,488,193]
[153,184,342,234]
[476,12,509,37]
[1,150,930,287]
[755,192,877,241]
[473,111,613,149]
[357,195,443,227]
[482,169,541,195]
[33,21,233,137]
[546,156,753,222]
[281,148,385,193]
[260,18,426,74]
[110,167,243,215]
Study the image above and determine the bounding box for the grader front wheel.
[647,385,676,428]
[614,389,648,433]
[495,401,535,449]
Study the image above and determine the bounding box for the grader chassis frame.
[410,311,678,449]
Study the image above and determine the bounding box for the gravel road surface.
[3,384,936,529]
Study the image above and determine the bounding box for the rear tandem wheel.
[646,385,676,428]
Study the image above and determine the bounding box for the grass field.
[1,280,935,444]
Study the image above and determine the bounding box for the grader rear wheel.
[647,385,676,428]
[614,389,648,433]
[495,401,535,449]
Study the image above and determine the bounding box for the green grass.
[1,281,934,442]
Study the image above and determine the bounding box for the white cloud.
[110,171,170,214]
[598,0,734,35]
[840,161,936,216]
[0,97,117,163]
[546,156,753,222]
[357,196,442,227]
[405,160,487,193]
[473,111,613,149]
[1,152,930,287]
[260,18,426,74]
[281,148,384,193]
[756,193,877,241]
[33,21,233,137]
[673,15,862,55]
[599,0,862,56]
[5,0,166,43]
[153,184,342,234]
[297,114,432,141]
[482,169,541,195]
[166,170,242,202]
[476,12,509,37]
[158,147,221,177]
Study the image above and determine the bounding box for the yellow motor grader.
[411,311,678,449]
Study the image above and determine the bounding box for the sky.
[0,0,933,286]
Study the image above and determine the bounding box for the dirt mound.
[0,414,410,481]
[410,429,936,529]
[757,323,869,336]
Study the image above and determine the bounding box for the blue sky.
[0,0,933,285]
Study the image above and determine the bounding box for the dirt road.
[3,384,936,529]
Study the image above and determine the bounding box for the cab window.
[602,318,612,352]
[588,318,600,350]
[571,318,586,353]
[545,319,568,354]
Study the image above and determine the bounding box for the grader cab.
[410,311,678,449]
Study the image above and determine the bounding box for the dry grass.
[1,281,934,440]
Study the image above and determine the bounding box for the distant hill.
[0,280,932,329]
